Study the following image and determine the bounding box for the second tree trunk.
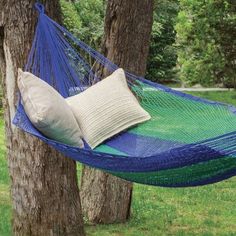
[80,0,154,224]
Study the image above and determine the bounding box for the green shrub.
[146,0,179,83]
[176,0,236,87]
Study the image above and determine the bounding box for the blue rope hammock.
[13,3,236,187]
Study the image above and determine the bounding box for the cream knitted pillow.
[66,68,151,149]
[17,69,84,147]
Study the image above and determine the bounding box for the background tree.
[0,1,85,235]
[80,0,154,224]
[146,0,179,83]
[60,0,105,50]
[60,0,180,85]
[176,0,236,87]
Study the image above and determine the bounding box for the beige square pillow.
[66,68,151,149]
[17,69,84,147]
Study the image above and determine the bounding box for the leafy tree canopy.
[146,0,179,83]
[60,0,236,87]
[176,0,236,87]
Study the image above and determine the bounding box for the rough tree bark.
[80,0,154,224]
[0,1,85,235]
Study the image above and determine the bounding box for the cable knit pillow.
[17,69,84,147]
[66,68,151,149]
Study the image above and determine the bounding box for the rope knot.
[35,3,45,14]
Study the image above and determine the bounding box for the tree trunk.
[0,1,85,235]
[80,0,154,224]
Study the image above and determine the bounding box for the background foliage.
[146,0,179,83]
[176,0,236,87]
[60,0,236,87]
[60,0,105,50]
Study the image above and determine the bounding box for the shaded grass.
[0,118,11,236]
[0,91,236,236]
[186,91,236,106]
[86,180,236,236]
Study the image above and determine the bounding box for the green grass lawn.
[0,91,236,236]
[0,118,11,236]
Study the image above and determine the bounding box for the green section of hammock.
[130,82,236,143]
